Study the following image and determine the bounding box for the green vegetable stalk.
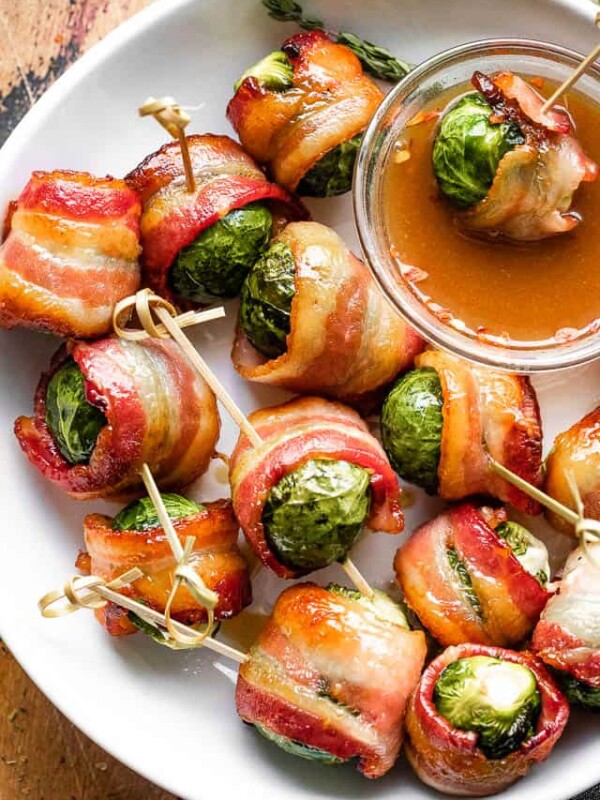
[170,203,273,304]
[298,134,363,197]
[433,93,525,208]
[239,239,296,358]
[234,51,294,92]
[262,458,371,571]
[380,367,444,494]
[434,655,541,759]
[45,359,107,465]
[112,493,204,532]
[495,521,550,586]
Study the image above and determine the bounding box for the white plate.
[0,1,598,798]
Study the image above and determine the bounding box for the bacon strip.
[0,170,141,337]
[229,396,404,579]
[233,222,423,406]
[227,31,384,192]
[465,71,598,241]
[416,349,543,513]
[125,134,306,304]
[236,583,426,779]
[545,407,600,534]
[394,504,550,648]
[14,337,219,500]
[405,643,569,796]
[77,499,251,635]
[532,545,600,688]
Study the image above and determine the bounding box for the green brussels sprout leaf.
[170,203,273,303]
[239,240,296,358]
[234,50,293,93]
[45,359,107,465]
[433,92,525,208]
[262,458,371,571]
[434,655,541,759]
[381,367,443,493]
[495,521,550,586]
[447,547,482,616]
[554,671,600,711]
[254,724,346,765]
[327,584,409,629]
[298,134,363,197]
[112,493,204,532]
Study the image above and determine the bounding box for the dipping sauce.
[383,79,600,346]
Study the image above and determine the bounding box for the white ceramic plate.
[0,1,599,798]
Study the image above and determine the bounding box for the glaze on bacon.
[405,643,569,796]
[236,583,427,778]
[229,396,404,579]
[416,349,543,513]
[545,407,600,534]
[0,170,141,337]
[227,31,384,192]
[125,134,306,304]
[465,71,598,241]
[394,503,550,648]
[532,545,600,690]
[14,337,219,500]
[233,222,423,405]
[77,499,251,636]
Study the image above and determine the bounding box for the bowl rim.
[353,36,600,373]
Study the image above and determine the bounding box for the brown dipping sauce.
[383,78,600,346]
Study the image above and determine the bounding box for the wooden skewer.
[139,95,196,192]
[541,31,600,114]
[340,556,374,598]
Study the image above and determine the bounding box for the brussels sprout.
[433,92,525,208]
[239,240,295,358]
[254,724,346,765]
[262,458,371,571]
[380,367,444,494]
[327,584,409,629]
[112,493,204,532]
[434,655,541,759]
[45,359,107,465]
[447,547,482,616]
[297,134,363,197]
[555,672,600,711]
[170,203,273,304]
[234,50,294,93]
[495,521,550,586]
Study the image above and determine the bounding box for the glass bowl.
[354,38,600,372]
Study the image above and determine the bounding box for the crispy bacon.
[416,349,543,513]
[545,407,600,534]
[232,222,423,406]
[532,545,600,688]
[405,643,569,796]
[236,583,427,778]
[125,134,306,305]
[229,396,404,579]
[0,170,141,337]
[77,499,251,635]
[227,31,383,192]
[14,337,219,500]
[394,503,550,648]
[466,71,598,241]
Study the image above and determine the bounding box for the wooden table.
[0,8,177,798]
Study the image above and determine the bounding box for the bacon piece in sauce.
[229,396,404,579]
[416,349,543,514]
[236,582,426,779]
[532,544,600,691]
[77,499,251,636]
[545,407,600,534]
[465,71,598,241]
[233,222,423,406]
[394,503,550,648]
[125,134,306,305]
[14,338,219,500]
[405,643,569,796]
[227,31,383,192]
[0,170,141,337]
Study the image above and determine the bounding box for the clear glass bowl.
[354,39,600,372]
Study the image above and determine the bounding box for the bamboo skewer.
[540,17,600,114]
[339,557,375,598]
[139,96,196,192]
